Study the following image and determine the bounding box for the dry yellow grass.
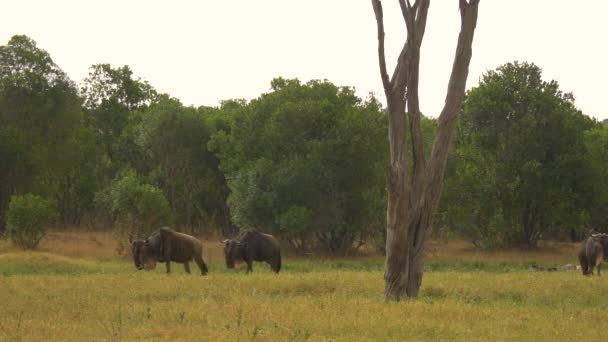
[0,229,230,264]
[0,230,597,341]
[1,267,606,341]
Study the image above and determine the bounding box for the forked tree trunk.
[372,0,480,300]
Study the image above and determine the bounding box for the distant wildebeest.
[131,227,209,275]
[578,233,608,276]
[223,230,281,273]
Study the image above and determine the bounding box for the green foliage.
[277,206,313,238]
[109,170,173,239]
[0,35,86,229]
[583,124,608,231]
[440,62,595,246]
[440,130,505,249]
[4,34,607,252]
[81,63,157,166]
[134,95,228,232]
[212,78,387,254]
[6,194,57,249]
[53,126,104,225]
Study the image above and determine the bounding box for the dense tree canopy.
[440,62,596,246]
[211,78,388,254]
[1,35,607,256]
[0,35,86,229]
[583,124,608,231]
[135,95,228,233]
[81,63,157,165]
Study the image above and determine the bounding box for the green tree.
[109,170,173,240]
[54,127,103,225]
[135,95,228,233]
[444,61,594,246]
[6,193,57,249]
[212,78,387,254]
[81,64,159,227]
[0,35,86,229]
[439,127,504,249]
[584,124,608,231]
[81,63,157,163]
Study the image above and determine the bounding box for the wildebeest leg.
[579,256,588,275]
[166,261,171,274]
[184,262,191,274]
[194,255,209,275]
[267,260,276,273]
[598,263,601,276]
[246,260,253,273]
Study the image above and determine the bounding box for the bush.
[6,194,57,249]
[109,170,173,241]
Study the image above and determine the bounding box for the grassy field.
[0,231,604,341]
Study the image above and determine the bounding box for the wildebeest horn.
[222,239,229,244]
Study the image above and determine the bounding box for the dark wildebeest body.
[224,231,281,273]
[131,227,208,275]
[578,233,608,276]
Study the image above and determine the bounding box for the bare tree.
[371,0,481,300]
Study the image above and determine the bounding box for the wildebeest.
[223,230,281,273]
[131,227,209,275]
[578,233,608,276]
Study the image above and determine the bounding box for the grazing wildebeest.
[578,233,608,276]
[223,230,281,273]
[131,227,209,275]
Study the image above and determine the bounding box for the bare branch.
[398,0,408,20]
[426,0,480,206]
[406,0,419,11]
[412,1,419,12]
[405,0,429,195]
[389,44,410,97]
[459,0,467,11]
[398,0,415,34]
[460,0,480,16]
[371,0,391,93]
[414,0,430,42]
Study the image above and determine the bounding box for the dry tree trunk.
[371,0,480,300]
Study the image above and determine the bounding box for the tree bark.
[372,0,480,300]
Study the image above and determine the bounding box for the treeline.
[439,62,608,248]
[1,36,606,253]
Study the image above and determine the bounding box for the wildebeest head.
[591,233,608,260]
[223,239,246,269]
[131,238,158,271]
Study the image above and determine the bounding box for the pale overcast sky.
[2,0,607,120]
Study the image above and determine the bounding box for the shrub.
[6,194,57,249]
[109,170,173,241]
